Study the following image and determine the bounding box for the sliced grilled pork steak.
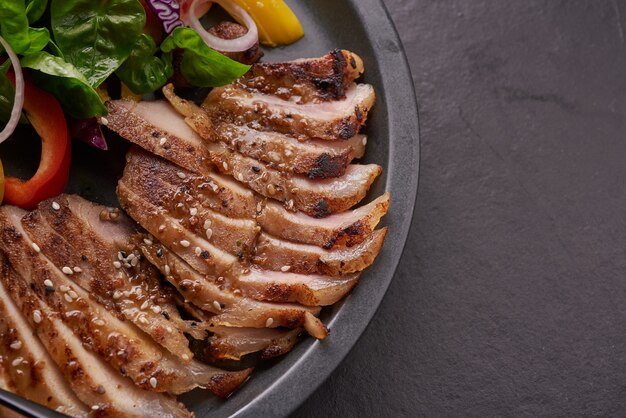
[163,84,366,178]
[203,82,376,141]
[236,49,364,102]
[0,263,90,417]
[106,101,381,216]
[0,257,193,417]
[207,326,302,361]
[0,206,251,397]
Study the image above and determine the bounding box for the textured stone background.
[296,0,626,416]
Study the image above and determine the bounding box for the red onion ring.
[0,36,25,144]
[187,0,258,52]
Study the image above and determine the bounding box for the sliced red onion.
[0,36,25,145]
[145,0,184,34]
[186,0,258,52]
[69,117,108,150]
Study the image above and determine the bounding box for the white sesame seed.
[151,305,162,314]
[203,219,212,229]
[73,266,82,273]
[131,257,139,267]
[180,240,190,247]
[267,184,276,195]
[265,317,274,327]
[164,265,171,275]
[236,173,244,182]
[194,247,202,256]
[31,243,41,253]
[140,300,149,310]
[33,310,42,324]
[12,357,23,367]
[117,252,124,261]
[280,265,291,272]
[52,201,61,210]
[112,291,122,299]
[166,326,173,333]
[127,254,136,261]
[113,261,122,269]
[189,207,198,216]
[213,300,222,311]
[64,294,73,303]
[205,228,213,240]
[177,171,186,179]
[159,137,167,146]
[59,285,69,292]
[182,354,190,361]
[149,377,158,388]
[362,137,367,146]
[9,340,22,350]
[62,266,73,275]
[16,370,23,375]
[143,238,153,245]
[92,405,100,411]
[100,117,109,126]
[93,319,105,326]
[158,224,166,232]
[287,199,295,210]
[222,161,228,170]
[139,315,149,324]
[43,279,54,288]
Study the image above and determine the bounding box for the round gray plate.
[0,0,419,416]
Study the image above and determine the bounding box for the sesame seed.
[92,405,100,411]
[9,340,22,350]
[362,137,367,146]
[73,266,82,273]
[256,202,263,213]
[281,265,291,272]
[203,219,212,229]
[16,370,23,375]
[64,294,73,303]
[236,173,244,182]
[113,261,122,269]
[149,377,158,388]
[158,224,166,232]
[189,207,198,217]
[127,254,136,261]
[93,319,105,326]
[267,184,276,195]
[194,247,202,256]
[62,266,73,275]
[112,291,122,299]
[59,285,69,292]
[43,279,54,288]
[152,306,162,314]
[143,238,153,245]
[212,300,222,311]
[182,354,190,361]
[100,117,109,126]
[164,265,171,275]
[117,252,124,261]
[140,300,149,310]
[222,161,229,170]
[265,317,274,327]
[52,201,61,210]
[131,257,139,267]
[33,310,42,324]
[205,228,213,239]
[139,315,149,325]
[180,240,190,247]
[68,290,79,299]
[32,243,41,253]
[287,199,295,210]
[177,171,186,179]
[159,137,167,146]
[12,357,23,367]
[269,151,281,162]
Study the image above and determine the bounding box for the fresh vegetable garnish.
[232,0,304,47]
[116,33,173,94]
[69,117,108,151]
[3,72,71,210]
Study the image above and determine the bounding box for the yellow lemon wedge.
[234,0,304,47]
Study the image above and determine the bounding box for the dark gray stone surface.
[296,0,626,416]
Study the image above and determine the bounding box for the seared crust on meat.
[237,49,364,102]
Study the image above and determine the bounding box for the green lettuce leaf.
[26,0,49,24]
[161,27,250,87]
[50,0,146,87]
[0,0,32,54]
[116,33,173,95]
[21,51,107,118]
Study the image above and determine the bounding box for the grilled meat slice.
[0,206,251,397]
[207,326,301,360]
[236,49,364,102]
[203,82,375,140]
[0,363,22,418]
[163,84,366,178]
[258,193,390,249]
[140,243,328,339]
[0,262,90,417]
[0,258,193,417]
[253,229,387,276]
[106,101,381,216]
[27,197,199,360]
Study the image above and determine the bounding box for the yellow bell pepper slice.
[233,0,304,47]
[0,159,4,205]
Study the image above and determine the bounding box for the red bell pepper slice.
[3,71,71,210]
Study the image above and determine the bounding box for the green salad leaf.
[0,0,32,54]
[161,27,251,87]
[50,0,146,87]
[26,0,49,24]
[116,33,173,95]
[21,51,107,118]
[24,27,50,55]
